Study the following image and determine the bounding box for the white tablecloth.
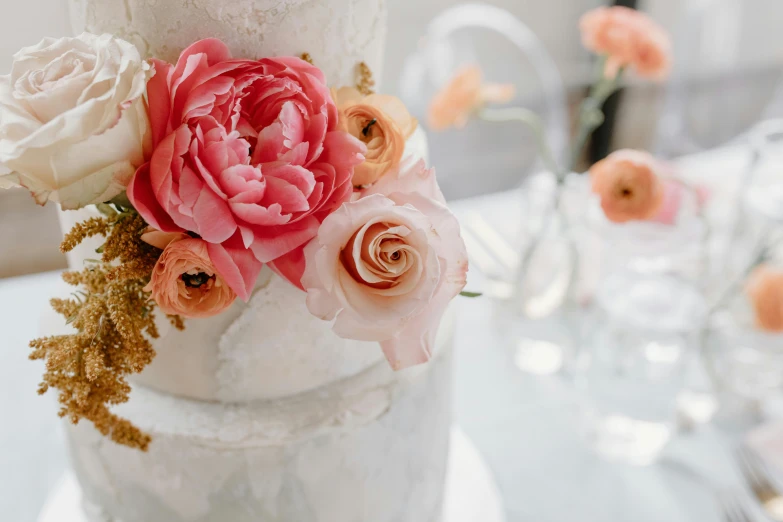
[0,143,768,522]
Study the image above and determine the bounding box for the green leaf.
[108,191,133,211]
[95,203,118,217]
[95,244,105,254]
[459,291,483,298]
[65,314,77,325]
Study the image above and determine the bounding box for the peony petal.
[128,162,182,233]
[192,186,237,243]
[248,215,320,263]
[268,246,307,290]
[206,233,262,302]
[147,58,174,146]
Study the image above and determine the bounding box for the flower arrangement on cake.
[0,34,469,450]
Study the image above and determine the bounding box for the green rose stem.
[471,62,624,315]
[570,58,624,172]
[476,106,570,313]
[479,107,563,180]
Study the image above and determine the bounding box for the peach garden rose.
[145,236,237,319]
[301,162,468,370]
[590,149,665,224]
[746,265,783,332]
[333,86,418,187]
[0,33,151,209]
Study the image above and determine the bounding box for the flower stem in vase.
[570,65,623,172]
[478,107,564,179]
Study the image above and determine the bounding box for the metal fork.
[736,446,783,521]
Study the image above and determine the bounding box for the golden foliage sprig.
[30,206,183,451]
[356,62,376,96]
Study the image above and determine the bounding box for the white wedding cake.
[59,1,454,521]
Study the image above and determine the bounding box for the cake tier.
[66,339,453,522]
[68,0,387,87]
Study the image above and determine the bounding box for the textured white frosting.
[66,337,453,522]
[68,0,387,88]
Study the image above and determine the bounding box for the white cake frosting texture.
[67,333,453,522]
[56,1,453,520]
[69,0,387,89]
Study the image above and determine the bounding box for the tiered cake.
[59,1,454,521]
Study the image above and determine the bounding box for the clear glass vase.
[509,171,586,375]
[575,271,707,465]
[581,182,708,299]
[706,305,783,423]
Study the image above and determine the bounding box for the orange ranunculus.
[746,265,783,332]
[590,149,665,223]
[145,238,236,318]
[580,6,671,80]
[427,65,515,131]
[332,87,418,187]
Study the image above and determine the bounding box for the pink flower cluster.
[123,39,468,370]
[128,39,364,301]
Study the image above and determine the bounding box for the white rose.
[0,33,151,209]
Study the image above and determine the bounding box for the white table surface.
[0,143,770,522]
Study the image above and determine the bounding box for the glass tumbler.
[575,271,707,465]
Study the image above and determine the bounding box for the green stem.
[479,107,563,179]
[108,191,133,211]
[569,68,623,172]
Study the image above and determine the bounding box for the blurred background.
[2,0,783,277]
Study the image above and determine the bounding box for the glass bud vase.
[510,171,587,376]
[575,271,707,465]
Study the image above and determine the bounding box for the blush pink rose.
[145,238,237,318]
[301,187,468,371]
[359,159,446,204]
[128,39,365,298]
[275,159,446,290]
[580,6,671,80]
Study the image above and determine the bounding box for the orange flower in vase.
[427,65,515,131]
[746,265,783,332]
[589,149,665,224]
[580,6,672,80]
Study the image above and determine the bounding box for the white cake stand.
[38,427,505,522]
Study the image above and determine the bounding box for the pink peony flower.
[128,39,364,299]
[301,171,468,370]
[145,238,237,318]
[590,149,665,224]
[746,265,783,332]
[580,6,671,80]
